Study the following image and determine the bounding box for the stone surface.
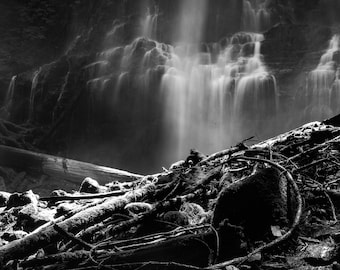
[6,190,38,209]
[17,204,52,231]
[79,177,101,193]
[0,176,6,191]
[0,191,11,207]
[2,0,340,176]
[1,230,28,242]
[56,202,77,217]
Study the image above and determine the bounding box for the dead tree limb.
[0,181,155,265]
[53,223,94,250]
[108,188,205,237]
[20,231,215,269]
[39,190,127,202]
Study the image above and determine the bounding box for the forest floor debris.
[1,120,340,269]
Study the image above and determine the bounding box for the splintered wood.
[1,120,340,269]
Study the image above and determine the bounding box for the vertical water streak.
[106,20,125,39]
[64,34,81,55]
[161,30,277,161]
[4,75,17,108]
[331,68,340,113]
[1,75,17,119]
[242,0,271,32]
[233,33,277,139]
[53,69,71,121]
[306,34,340,120]
[86,0,277,167]
[176,0,208,46]
[141,7,158,40]
[29,68,41,121]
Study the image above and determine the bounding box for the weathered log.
[0,144,143,185]
[254,122,340,150]
[20,232,216,269]
[19,250,90,269]
[39,189,127,202]
[98,232,216,267]
[0,181,155,265]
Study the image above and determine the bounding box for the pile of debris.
[1,119,340,270]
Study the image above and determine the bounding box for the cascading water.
[3,0,340,174]
[28,68,41,122]
[141,7,158,40]
[161,32,277,161]
[1,75,17,118]
[305,34,340,120]
[160,0,276,161]
[242,0,271,32]
[232,34,277,141]
[0,0,279,171]
[85,0,277,166]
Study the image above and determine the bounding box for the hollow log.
[0,144,143,185]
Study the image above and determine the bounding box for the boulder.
[79,177,101,193]
[6,190,38,209]
[0,191,11,207]
[2,230,28,242]
[17,204,52,232]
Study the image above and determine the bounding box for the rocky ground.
[1,117,340,269]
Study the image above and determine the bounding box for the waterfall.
[28,68,41,122]
[53,69,71,121]
[331,70,340,112]
[306,34,340,120]
[1,75,17,118]
[141,7,158,40]
[160,0,275,160]
[84,0,277,167]
[85,5,167,117]
[233,34,277,139]
[175,0,207,46]
[242,0,271,32]
[4,75,16,106]
[161,32,277,160]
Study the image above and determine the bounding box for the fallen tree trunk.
[0,180,155,265]
[20,232,216,269]
[2,120,340,269]
[0,144,143,185]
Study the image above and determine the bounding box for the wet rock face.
[6,190,38,209]
[2,230,28,242]
[2,0,340,175]
[261,22,333,131]
[0,1,79,94]
[0,191,11,207]
[17,203,50,232]
[262,23,332,71]
[79,177,101,193]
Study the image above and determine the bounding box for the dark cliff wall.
[0,0,78,92]
[1,0,340,173]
